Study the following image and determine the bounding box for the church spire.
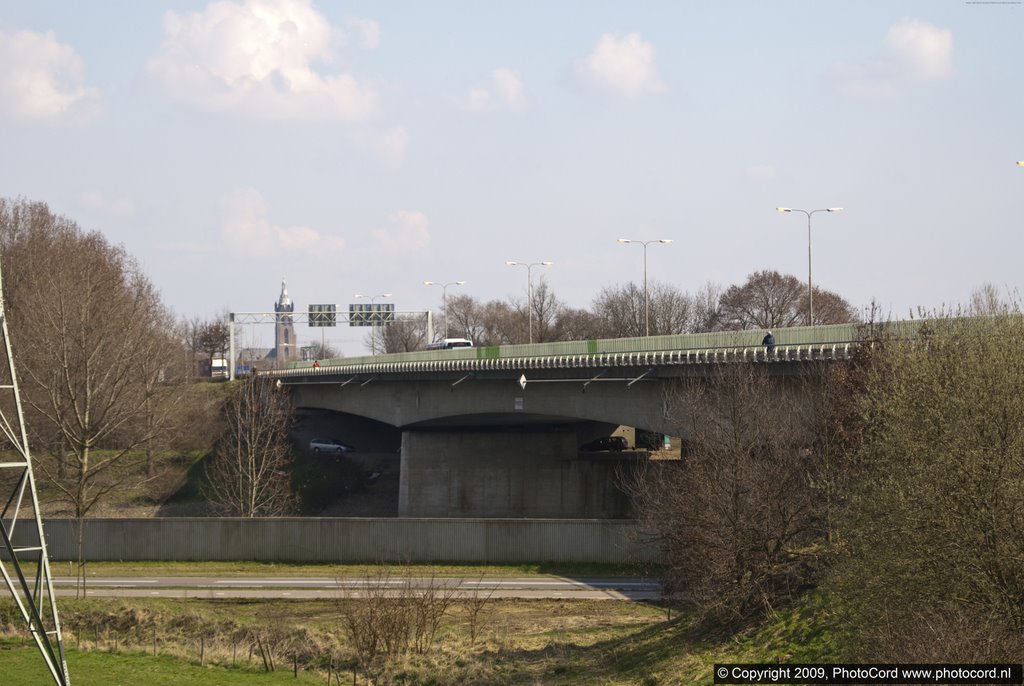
[273,278,296,365]
[277,278,291,309]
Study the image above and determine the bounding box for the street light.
[616,239,672,337]
[353,293,392,355]
[423,280,465,339]
[505,260,552,344]
[1017,161,1024,167]
[776,207,843,326]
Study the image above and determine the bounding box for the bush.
[623,365,830,625]
[832,312,1024,660]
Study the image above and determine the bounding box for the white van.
[210,358,229,380]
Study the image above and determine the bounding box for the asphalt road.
[52,576,662,601]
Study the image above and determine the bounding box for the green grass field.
[2,644,326,686]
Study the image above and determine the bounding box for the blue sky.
[1,1,1021,354]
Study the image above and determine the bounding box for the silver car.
[309,438,355,453]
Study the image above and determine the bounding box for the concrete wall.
[398,430,637,518]
[12,518,657,564]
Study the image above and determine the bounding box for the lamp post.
[616,239,672,337]
[353,293,392,355]
[775,207,843,325]
[423,280,465,339]
[505,260,552,343]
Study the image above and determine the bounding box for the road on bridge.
[52,576,662,601]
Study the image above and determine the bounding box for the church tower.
[274,279,296,365]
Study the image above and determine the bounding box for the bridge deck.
[270,320,920,378]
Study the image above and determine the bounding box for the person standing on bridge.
[762,331,775,354]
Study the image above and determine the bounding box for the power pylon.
[0,265,70,685]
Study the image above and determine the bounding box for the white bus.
[425,337,474,350]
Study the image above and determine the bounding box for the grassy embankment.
[1,591,840,685]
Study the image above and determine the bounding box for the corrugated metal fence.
[13,518,658,564]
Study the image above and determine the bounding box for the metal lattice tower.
[0,265,70,685]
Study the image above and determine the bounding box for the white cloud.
[830,18,953,98]
[81,191,135,217]
[0,29,100,123]
[576,32,665,98]
[463,68,526,112]
[349,126,410,169]
[145,0,377,121]
[220,187,344,255]
[372,210,430,251]
[884,18,953,80]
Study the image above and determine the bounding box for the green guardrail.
[288,319,927,370]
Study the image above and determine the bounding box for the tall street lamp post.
[775,207,843,325]
[423,280,465,339]
[353,293,392,355]
[616,239,672,337]
[505,260,552,343]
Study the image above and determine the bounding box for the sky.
[1,0,1021,356]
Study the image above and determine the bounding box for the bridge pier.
[398,430,636,518]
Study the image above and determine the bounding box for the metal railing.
[266,320,922,379]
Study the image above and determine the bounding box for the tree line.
[374,271,859,353]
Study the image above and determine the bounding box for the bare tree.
[718,270,856,330]
[623,365,823,623]
[182,314,204,361]
[718,270,805,330]
[477,299,518,345]
[647,282,693,335]
[506,277,565,343]
[592,283,645,337]
[378,313,425,352]
[529,278,564,343]
[138,324,192,476]
[592,280,694,337]
[203,376,295,516]
[443,294,487,342]
[810,288,859,326]
[0,198,187,592]
[196,320,229,365]
[303,341,339,360]
[446,294,519,346]
[553,306,606,341]
[691,281,724,332]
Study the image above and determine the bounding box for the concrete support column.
[398,429,635,518]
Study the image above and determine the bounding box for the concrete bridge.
[268,321,917,519]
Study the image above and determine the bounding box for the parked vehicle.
[309,438,355,453]
[580,436,629,452]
